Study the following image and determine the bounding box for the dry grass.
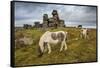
[14,27,97,66]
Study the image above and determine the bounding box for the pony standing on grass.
[80,28,89,39]
[38,31,68,57]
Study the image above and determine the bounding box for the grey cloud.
[14,2,97,27]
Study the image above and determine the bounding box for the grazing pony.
[38,31,68,57]
[80,28,89,39]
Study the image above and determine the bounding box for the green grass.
[15,27,97,66]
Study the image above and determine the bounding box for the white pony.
[38,31,68,57]
[80,28,89,39]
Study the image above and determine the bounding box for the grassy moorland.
[15,27,97,66]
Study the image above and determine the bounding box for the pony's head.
[38,46,43,57]
[38,42,47,57]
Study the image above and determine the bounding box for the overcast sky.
[15,2,97,28]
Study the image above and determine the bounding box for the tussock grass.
[15,27,97,66]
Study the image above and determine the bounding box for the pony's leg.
[82,34,84,39]
[44,42,48,52]
[87,35,89,40]
[64,41,67,51]
[84,34,87,39]
[80,33,83,39]
[85,33,89,39]
[47,43,51,54]
[60,41,64,52]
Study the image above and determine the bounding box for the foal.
[38,31,68,57]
